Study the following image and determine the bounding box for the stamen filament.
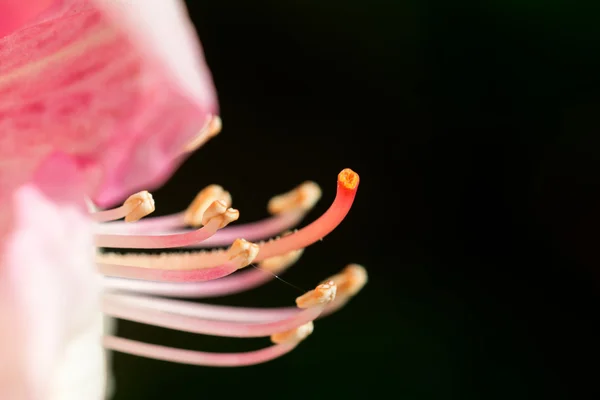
[98,239,259,282]
[103,336,298,367]
[103,293,295,322]
[102,297,325,338]
[185,211,304,248]
[102,249,303,298]
[97,260,240,282]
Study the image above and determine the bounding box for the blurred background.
[113,1,599,399]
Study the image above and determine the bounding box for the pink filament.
[103,336,297,367]
[104,293,295,322]
[103,295,323,337]
[187,211,304,248]
[95,212,186,234]
[98,259,240,282]
[95,210,304,248]
[94,218,222,248]
[91,202,137,223]
[103,266,277,298]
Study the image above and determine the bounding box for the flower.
[0,1,366,399]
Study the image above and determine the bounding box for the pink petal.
[0,0,218,208]
[0,154,105,399]
[0,0,55,38]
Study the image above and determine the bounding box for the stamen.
[97,239,259,282]
[182,181,323,247]
[296,280,336,308]
[96,184,233,234]
[103,336,300,367]
[102,282,335,338]
[97,169,359,277]
[324,263,368,297]
[91,191,155,223]
[267,181,321,215]
[259,247,304,274]
[271,322,314,344]
[320,264,368,317]
[94,200,238,249]
[183,184,232,227]
[184,115,222,153]
[102,248,304,298]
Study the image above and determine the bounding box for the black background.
[113,1,599,399]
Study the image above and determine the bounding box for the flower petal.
[0,0,218,207]
[0,0,55,38]
[0,154,105,399]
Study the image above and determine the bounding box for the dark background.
[113,1,599,399]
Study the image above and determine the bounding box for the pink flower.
[0,1,366,398]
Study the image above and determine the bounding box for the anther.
[201,200,240,228]
[184,184,232,227]
[271,322,314,344]
[184,115,223,152]
[267,181,322,215]
[208,115,222,137]
[259,249,304,274]
[124,191,155,222]
[227,238,260,268]
[296,281,337,309]
[325,264,368,297]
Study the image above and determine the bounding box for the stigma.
[93,154,365,366]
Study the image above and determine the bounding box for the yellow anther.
[324,264,368,297]
[259,248,304,274]
[267,181,321,215]
[208,115,222,137]
[184,184,232,227]
[296,280,337,309]
[201,200,240,229]
[227,239,259,268]
[123,191,155,222]
[271,322,314,344]
[184,115,223,152]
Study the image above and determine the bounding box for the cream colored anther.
[296,281,337,309]
[185,115,223,152]
[267,181,322,215]
[184,184,232,227]
[271,322,314,344]
[124,191,155,222]
[324,264,368,297]
[201,200,240,229]
[259,249,304,274]
[227,238,259,267]
[207,115,222,137]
